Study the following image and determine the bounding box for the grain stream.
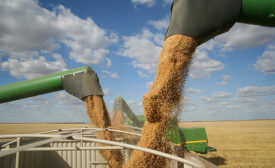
[124,35,197,168]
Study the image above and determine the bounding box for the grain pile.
[124,35,197,168]
[84,95,123,168]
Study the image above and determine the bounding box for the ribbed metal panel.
[0,140,111,168]
[0,140,188,168]
[47,140,109,168]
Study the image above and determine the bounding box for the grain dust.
[124,35,197,168]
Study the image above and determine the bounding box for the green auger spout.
[0,66,104,104]
[166,0,275,45]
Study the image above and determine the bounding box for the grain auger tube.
[0,66,104,104]
[112,96,144,128]
[166,0,275,45]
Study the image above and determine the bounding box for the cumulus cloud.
[216,75,230,86]
[138,71,150,78]
[238,86,275,97]
[189,50,224,80]
[102,70,119,79]
[216,23,275,50]
[254,45,275,74]
[0,0,117,78]
[185,88,206,94]
[0,53,67,79]
[212,91,233,98]
[55,91,83,106]
[126,99,143,115]
[131,0,156,7]
[163,0,173,5]
[148,16,169,31]
[145,81,153,89]
[103,88,112,96]
[105,58,112,67]
[201,91,233,103]
[118,29,163,74]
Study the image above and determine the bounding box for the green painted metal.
[180,127,208,154]
[113,96,144,128]
[0,66,90,104]
[164,118,182,145]
[124,115,145,127]
[238,0,275,26]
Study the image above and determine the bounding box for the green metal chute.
[238,0,275,26]
[166,0,275,44]
[112,96,144,128]
[0,66,104,104]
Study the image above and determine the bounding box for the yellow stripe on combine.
[176,140,207,146]
[185,140,207,144]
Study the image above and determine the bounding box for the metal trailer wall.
[0,141,115,168]
[0,140,180,168]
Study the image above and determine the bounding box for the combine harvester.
[112,96,216,154]
[0,0,274,167]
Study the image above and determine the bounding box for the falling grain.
[84,95,123,168]
[124,35,198,168]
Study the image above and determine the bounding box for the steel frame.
[0,127,204,168]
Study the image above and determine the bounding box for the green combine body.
[166,126,215,154]
[123,114,216,154]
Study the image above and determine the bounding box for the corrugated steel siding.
[0,140,111,168]
[0,140,183,168]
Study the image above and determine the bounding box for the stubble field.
[0,120,274,167]
[180,120,275,167]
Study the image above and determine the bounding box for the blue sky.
[0,0,274,123]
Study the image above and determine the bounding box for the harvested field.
[0,120,274,167]
[0,123,90,135]
[180,120,275,168]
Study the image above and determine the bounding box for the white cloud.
[145,81,153,89]
[56,5,118,64]
[148,16,169,31]
[0,0,117,77]
[216,75,230,86]
[189,50,224,80]
[0,53,67,79]
[55,91,83,106]
[216,23,275,50]
[131,0,156,7]
[163,0,173,5]
[105,58,112,67]
[102,70,119,79]
[138,71,150,78]
[254,45,275,74]
[118,29,163,74]
[185,88,206,94]
[125,99,143,115]
[103,88,112,96]
[238,86,275,97]
[201,91,233,103]
[212,91,233,98]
